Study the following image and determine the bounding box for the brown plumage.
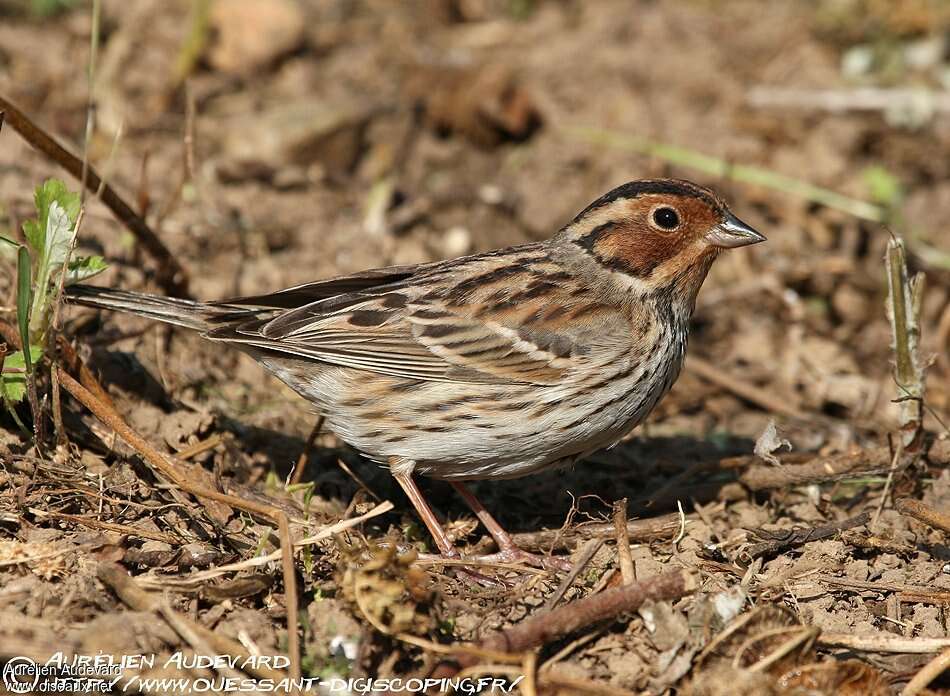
[67,178,764,571]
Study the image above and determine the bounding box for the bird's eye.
[652,206,680,231]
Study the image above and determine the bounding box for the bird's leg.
[450,481,571,572]
[392,471,510,587]
[392,472,460,559]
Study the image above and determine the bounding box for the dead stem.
[510,512,686,552]
[817,633,950,654]
[175,432,224,460]
[888,238,926,452]
[687,355,810,420]
[277,512,301,683]
[894,498,950,535]
[432,568,695,676]
[54,366,273,520]
[902,645,950,696]
[97,563,288,682]
[290,415,324,485]
[28,507,182,543]
[133,502,393,589]
[739,447,892,490]
[814,574,950,605]
[740,511,871,562]
[873,440,903,529]
[55,334,116,410]
[612,498,635,585]
[544,538,603,611]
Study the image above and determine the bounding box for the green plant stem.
[175,0,211,84]
[0,342,28,433]
[80,0,101,205]
[16,245,43,445]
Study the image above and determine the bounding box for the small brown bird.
[67,179,764,570]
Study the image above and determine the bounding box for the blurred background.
[1,1,949,688]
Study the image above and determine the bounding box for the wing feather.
[204,247,631,385]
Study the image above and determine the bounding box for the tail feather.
[65,285,218,332]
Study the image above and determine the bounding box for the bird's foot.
[475,546,572,573]
[416,551,510,587]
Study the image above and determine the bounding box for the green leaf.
[25,179,82,341]
[65,255,108,285]
[862,165,903,208]
[29,0,80,18]
[43,200,75,270]
[23,179,80,256]
[16,245,32,374]
[22,219,43,257]
[1,346,43,403]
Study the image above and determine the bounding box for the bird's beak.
[705,214,766,248]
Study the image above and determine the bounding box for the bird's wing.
[211,264,427,310]
[206,247,632,385]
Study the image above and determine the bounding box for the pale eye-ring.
[651,206,680,231]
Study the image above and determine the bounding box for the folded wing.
[206,250,630,386]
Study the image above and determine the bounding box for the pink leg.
[393,472,459,558]
[450,482,570,572]
[393,473,507,586]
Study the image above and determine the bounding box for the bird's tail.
[65,285,221,332]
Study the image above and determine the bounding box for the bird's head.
[557,178,764,304]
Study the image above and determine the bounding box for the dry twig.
[747,86,950,116]
[544,538,603,611]
[815,575,950,605]
[97,563,287,682]
[894,498,950,536]
[27,507,181,543]
[818,633,950,654]
[740,512,870,562]
[613,498,635,585]
[433,569,695,676]
[902,645,950,696]
[483,569,692,654]
[687,356,809,420]
[134,502,393,589]
[277,512,301,682]
[290,416,324,485]
[739,447,892,491]
[510,512,686,552]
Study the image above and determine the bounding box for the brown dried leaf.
[202,573,273,601]
[755,420,792,466]
[342,546,433,635]
[695,605,813,675]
